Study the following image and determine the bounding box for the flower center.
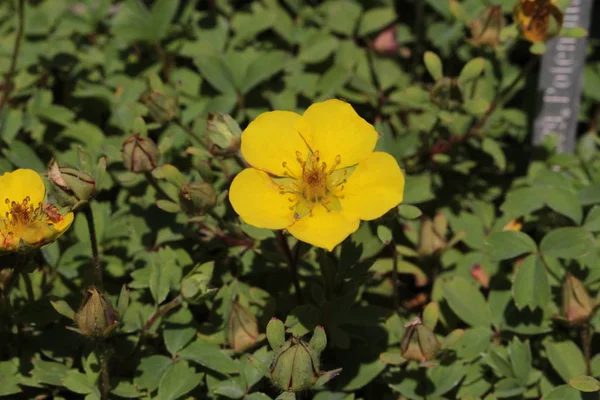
[0,197,62,241]
[279,150,349,219]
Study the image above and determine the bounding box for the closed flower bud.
[121,134,160,173]
[47,160,96,210]
[141,90,179,124]
[400,317,440,362]
[562,274,595,326]
[179,182,217,216]
[180,262,217,305]
[227,301,259,353]
[268,325,328,392]
[207,113,242,156]
[75,286,119,339]
[418,217,447,256]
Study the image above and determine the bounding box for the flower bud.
[74,286,119,339]
[47,160,96,210]
[141,90,179,124]
[513,0,563,43]
[227,301,259,352]
[270,337,321,392]
[178,182,217,216]
[180,262,217,305]
[562,274,595,326]
[207,113,242,156]
[121,134,160,173]
[469,6,505,48]
[400,317,440,362]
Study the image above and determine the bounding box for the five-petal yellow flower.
[0,169,74,253]
[229,99,405,251]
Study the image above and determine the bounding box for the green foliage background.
[1,0,600,399]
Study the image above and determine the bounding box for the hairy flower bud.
[141,90,179,124]
[121,134,160,173]
[74,287,119,339]
[270,336,321,392]
[179,182,217,216]
[400,317,440,362]
[180,262,217,305]
[227,301,259,353]
[562,274,595,326]
[47,160,95,210]
[207,113,242,156]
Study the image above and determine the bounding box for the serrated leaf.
[484,231,537,261]
[443,276,492,327]
[512,255,550,311]
[540,227,596,259]
[157,361,203,400]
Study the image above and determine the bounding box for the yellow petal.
[21,221,58,247]
[341,152,405,221]
[241,110,308,177]
[287,205,360,251]
[51,211,74,235]
[229,168,294,230]
[297,99,378,169]
[0,169,46,215]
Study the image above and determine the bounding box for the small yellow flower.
[514,0,563,43]
[229,99,405,251]
[0,169,74,253]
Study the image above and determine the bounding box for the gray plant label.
[533,0,593,153]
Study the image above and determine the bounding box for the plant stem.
[133,295,183,354]
[174,119,207,147]
[144,171,177,203]
[581,324,593,375]
[276,231,303,304]
[0,0,25,116]
[21,271,34,303]
[83,205,103,289]
[98,342,110,400]
[412,0,425,81]
[390,239,399,311]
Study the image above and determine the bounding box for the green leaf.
[195,56,237,94]
[511,254,550,311]
[395,206,421,223]
[49,299,75,320]
[357,7,396,36]
[179,340,239,374]
[424,51,443,81]
[482,138,506,170]
[241,51,289,94]
[151,0,179,41]
[62,371,99,395]
[157,361,203,400]
[376,225,393,245]
[156,200,181,213]
[544,385,582,400]
[583,205,600,232]
[542,187,583,224]
[149,262,170,305]
[135,356,173,391]
[568,375,600,392]
[31,359,70,386]
[494,378,526,398]
[458,58,485,85]
[117,285,130,317]
[540,227,596,259]
[485,231,536,261]
[509,338,532,386]
[214,380,246,398]
[560,27,588,38]
[298,34,338,63]
[545,341,587,383]
[0,360,21,396]
[442,276,492,327]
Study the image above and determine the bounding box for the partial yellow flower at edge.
[0,169,74,253]
[229,99,405,251]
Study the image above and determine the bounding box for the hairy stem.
[98,342,110,400]
[581,324,593,375]
[132,295,183,354]
[0,0,25,116]
[276,231,303,304]
[83,206,103,289]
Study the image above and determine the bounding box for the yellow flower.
[229,99,405,251]
[0,169,74,253]
[513,0,563,43]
